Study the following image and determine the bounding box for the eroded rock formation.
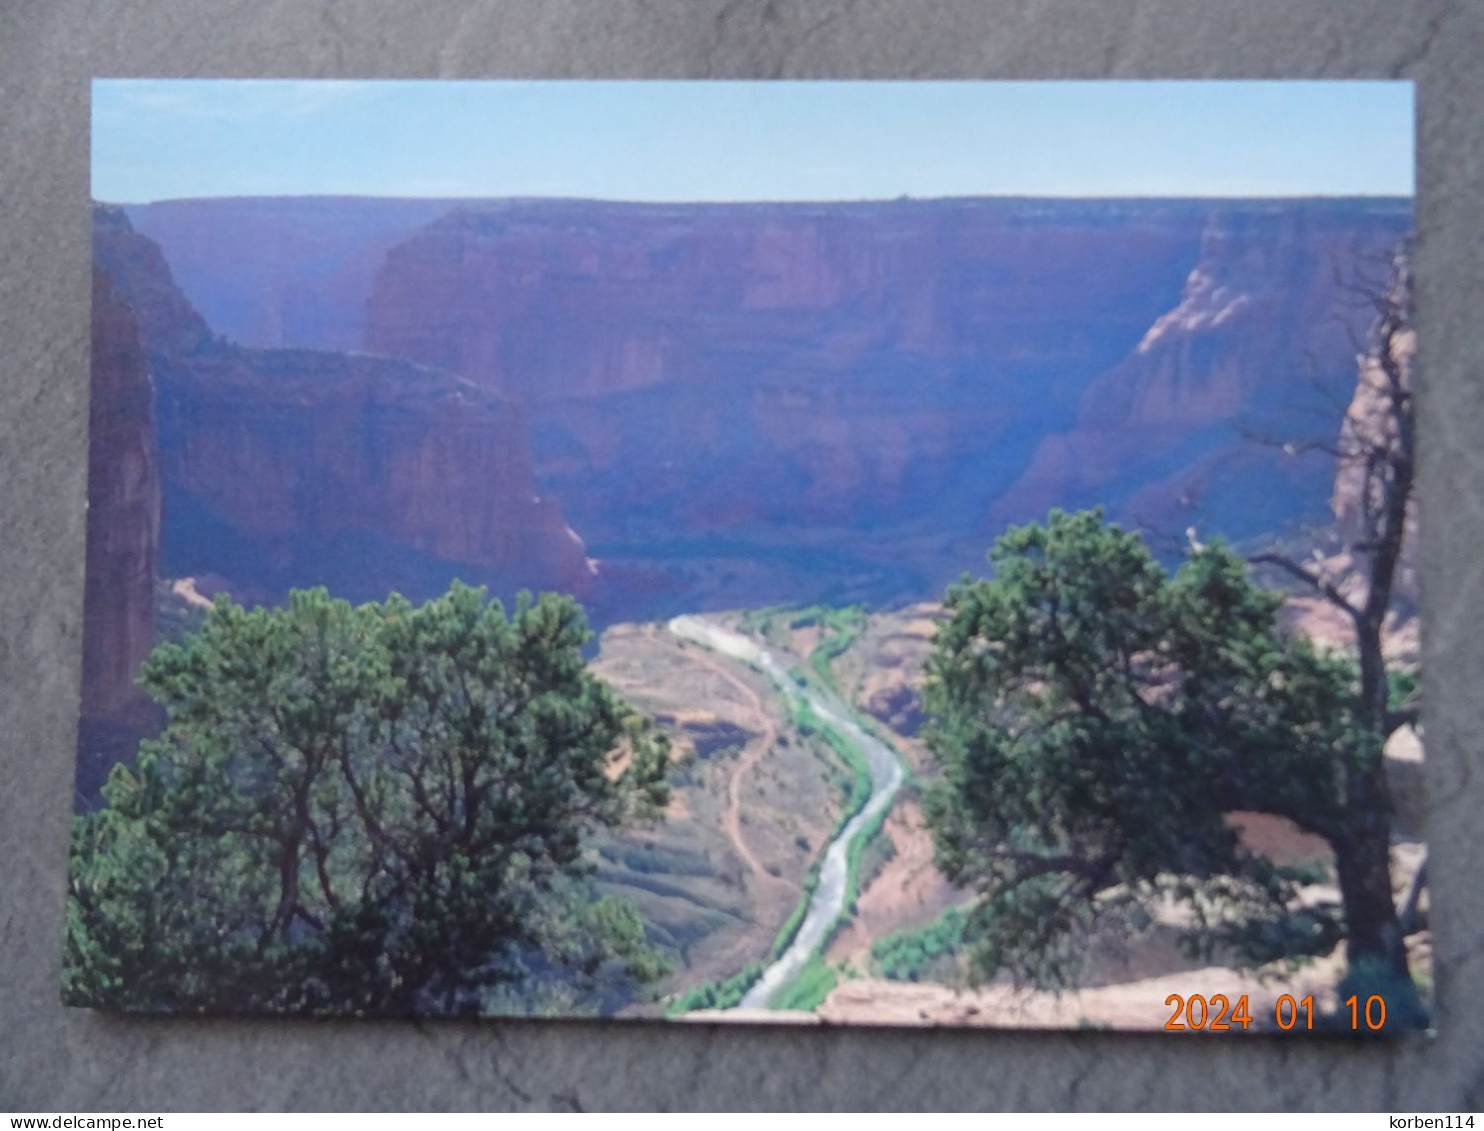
[78,265,164,797]
[357,198,1408,609]
[103,195,1411,623]
[91,206,591,604]
[991,203,1412,536]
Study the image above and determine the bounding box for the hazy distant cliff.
[126,197,466,351]
[991,204,1408,534]
[87,206,591,680]
[361,197,1408,602]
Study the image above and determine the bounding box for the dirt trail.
[684,647,787,888]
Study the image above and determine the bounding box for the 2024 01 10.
[1163,992,1390,1031]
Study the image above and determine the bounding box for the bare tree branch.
[1249,551,1362,620]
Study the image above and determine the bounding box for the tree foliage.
[665,961,765,1016]
[65,582,670,1016]
[870,906,969,983]
[923,509,1409,993]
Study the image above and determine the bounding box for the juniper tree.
[923,510,1413,995]
[65,582,670,1016]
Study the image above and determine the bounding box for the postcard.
[71,80,1423,1032]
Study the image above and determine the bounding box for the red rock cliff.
[82,266,161,721]
[365,199,1201,407]
[89,205,591,618]
[990,203,1411,536]
[360,198,1408,609]
[155,347,591,599]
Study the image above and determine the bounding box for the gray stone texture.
[2,0,1480,1111]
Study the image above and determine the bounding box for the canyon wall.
[150,348,592,604]
[78,265,163,797]
[107,195,1411,619]
[991,203,1411,536]
[359,197,1410,608]
[83,265,160,719]
[93,206,591,605]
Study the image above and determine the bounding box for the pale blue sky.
[92,80,1414,204]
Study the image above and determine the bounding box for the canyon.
[82,194,1423,1015]
[93,205,590,605]
[131,195,1410,618]
[85,194,1411,787]
[80,207,592,795]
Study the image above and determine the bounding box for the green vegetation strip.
[769,864,820,964]
[869,905,970,982]
[790,604,867,693]
[669,687,877,1014]
[760,701,896,969]
[765,679,905,1006]
[789,693,873,820]
[776,954,839,1012]
[665,961,766,1017]
[840,802,892,918]
[668,607,908,1014]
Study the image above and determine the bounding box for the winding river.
[668,615,905,1009]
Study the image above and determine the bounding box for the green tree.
[923,510,1414,997]
[65,582,670,1016]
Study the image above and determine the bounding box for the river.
[668,615,905,1009]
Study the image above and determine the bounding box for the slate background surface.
[2,0,1481,1111]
